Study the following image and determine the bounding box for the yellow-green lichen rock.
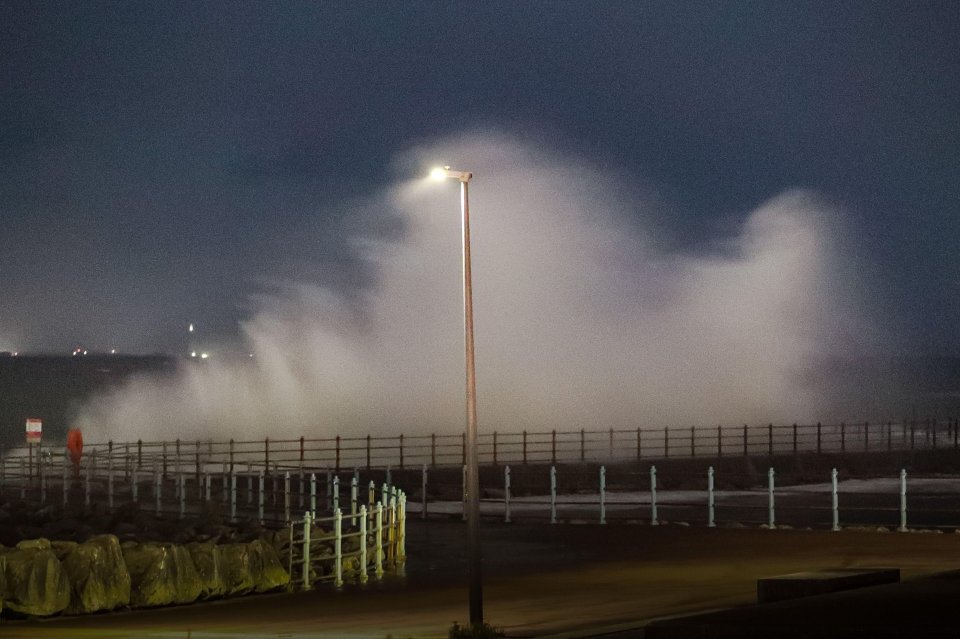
[2,538,70,616]
[121,542,202,608]
[187,541,226,599]
[220,543,256,596]
[247,539,289,593]
[61,534,131,614]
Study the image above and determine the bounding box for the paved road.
[7,520,960,638]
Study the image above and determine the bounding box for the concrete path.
[6,521,960,638]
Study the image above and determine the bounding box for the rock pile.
[0,534,290,617]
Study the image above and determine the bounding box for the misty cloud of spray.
[75,132,877,442]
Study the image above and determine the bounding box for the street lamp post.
[430,166,483,626]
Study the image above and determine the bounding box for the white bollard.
[398,491,406,564]
[550,465,557,524]
[258,470,265,524]
[504,466,511,524]
[333,476,340,513]
[302,511,312,590]
[421,464,428,520]
[351,475,358,517]
[359,505,369,584]
[599,465,606,525]
[284,471,291,524]
[650,465,659,526]
[334,508,343,588]
[707,466,716,528]
[898,468,908,532]
[368,480,376,512]
[767,467,776,529]
[310,472,317,516]
[831,468,840,531]
[326,469,333,510]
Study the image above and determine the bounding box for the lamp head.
[429,166,472,182]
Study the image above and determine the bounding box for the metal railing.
[287,487,406,590]
[2,420,955,480]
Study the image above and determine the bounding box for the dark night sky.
[1,1,958,355]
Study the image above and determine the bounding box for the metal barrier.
[287,487,406,590]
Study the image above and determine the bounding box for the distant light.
[12,352,17,357]
[188,323,195,333]
[83,350,88,355]
[200,352,209,359]
[190,351,197,358]
[110,349,116,354]
[248,353,254,358]
[430,166,450,181]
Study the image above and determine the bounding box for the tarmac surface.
[6,518,960,638]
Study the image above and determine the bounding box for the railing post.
[399,434,404,469]
[368,480,375,512]
[551,430,557,464]
[359,505,369,584]
[599,465,606,525]
[364,434,371,470]
[375,502,385,580]
[162,441,167,479]
[137,439,142,469]
[302,511,312,590]
[650,465,658,526]
[421,464,428,519]
[522,430,528,464]
[231,470,238,523]
[636,427,642,461]
[707,466,715,527]
[840,422,846,453]
[154,468,161,516]
[768,423,773,456]
[792,424,798,455]
[504,465,511,523]
[179,472,185,519]
[398,491,406,565]
[333,475,340,513]
[430,433,436,467]
[493,431,498,465]
[717,426,722,457]
[580,428,585,462]
[334,508,343,588]
[299,436,305,464]
[265,437,270,471]
[664,427,669,458]
[335,436,341,473]
[831,468,839,531]
[767,467,775,529]
[461,433,466,465]
[550,465,557,524]
[610,428,615,460]
[743,424,748,457]
[898,469,908,532]
[351,475,358,517]
[864,421,870,451]
[461,464,467,521]
[284,471,291,524]
[259,471,265,524]
[817,422,822,454]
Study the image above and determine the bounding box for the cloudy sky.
[1,1,958,356]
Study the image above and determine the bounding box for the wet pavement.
[7,519,960,638]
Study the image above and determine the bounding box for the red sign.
[25,418,42,444]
